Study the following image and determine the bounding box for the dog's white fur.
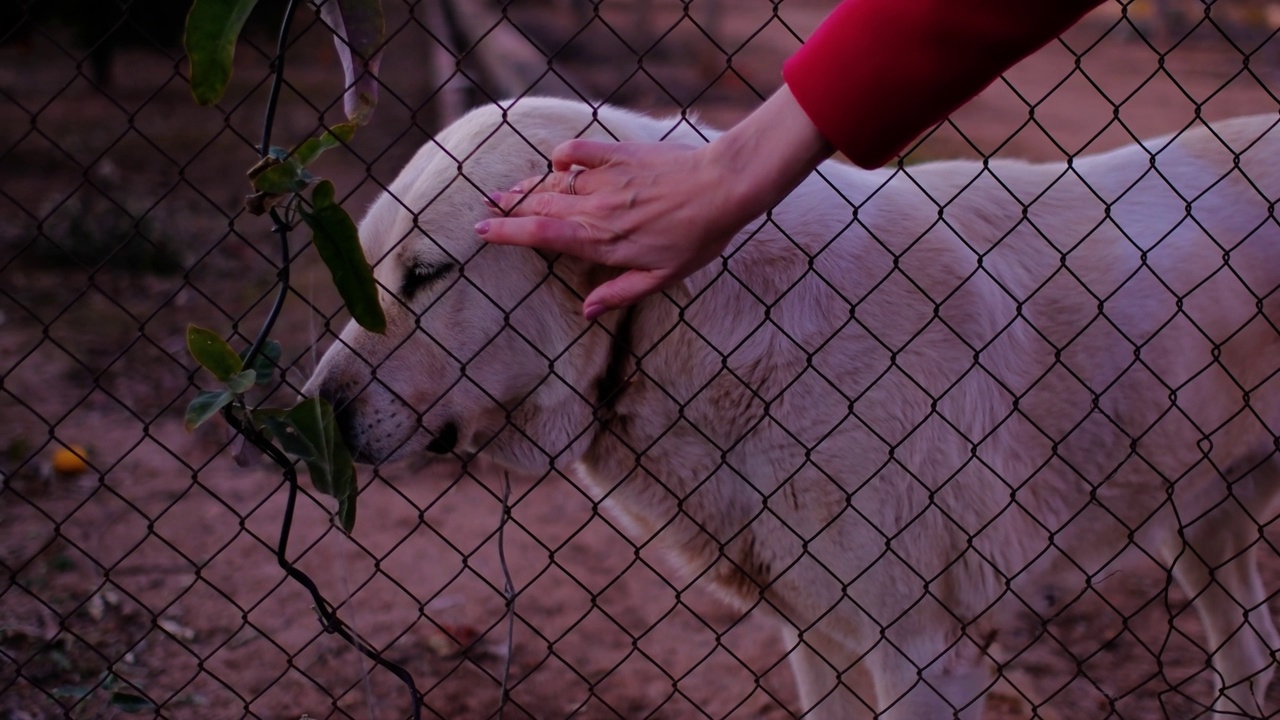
[305,98,1280,718]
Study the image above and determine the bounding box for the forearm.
[784,0,1107,167]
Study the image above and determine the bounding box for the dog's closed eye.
[401,261,456,300]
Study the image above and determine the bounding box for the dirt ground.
[5,1,1280,718]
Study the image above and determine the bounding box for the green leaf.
[257,414,317,481]
[187,325,244,381]
[301,181,386,334]
[185,389,234,431]
[109,691,156,713]
[246,125,352,196]
[311,177,336,207]
[312,0,385,124]
[184,0,260,105]
[283,398,353,500]
[337,493,356,532]
[250,158,314,195]
[239,339,282,386]
[246,150,283,180]
[225,369,258,394]
[260,398,356,506]
[294,123,357,167]
[248,407,288,426]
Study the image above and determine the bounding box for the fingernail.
[487,192,503,206]
[474,220,490,236]
[509,184,523,193]
[584,304,602,322]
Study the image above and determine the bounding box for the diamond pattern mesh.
[4,1,1280,718]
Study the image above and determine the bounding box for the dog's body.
[306,98,1280,718]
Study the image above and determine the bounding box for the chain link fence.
[5,1,1280,718]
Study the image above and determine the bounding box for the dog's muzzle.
[310,382,377,464]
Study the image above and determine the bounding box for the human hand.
[477,139,750,321]
[475,87,833,320]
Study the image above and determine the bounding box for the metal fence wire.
[6,0,1280,718]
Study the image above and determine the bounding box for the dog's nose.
[425,421,458,454]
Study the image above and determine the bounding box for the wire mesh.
[4,1,1280,718]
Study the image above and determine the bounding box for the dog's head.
[303,99,690,470]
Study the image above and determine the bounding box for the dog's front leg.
[868,632,994,720]
[782,625,876,719]
[1164,488,1279,719]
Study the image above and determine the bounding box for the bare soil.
[5,2,1280,718]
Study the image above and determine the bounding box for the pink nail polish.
[488,192,503,206]
[584,304,602,321]
[475,220,490,236]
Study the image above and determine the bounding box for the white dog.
[304,98,1280,718]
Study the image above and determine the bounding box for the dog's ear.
[559,253,694,329]
[540,252,620,302]
[582,262,626,297]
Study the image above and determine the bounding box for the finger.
[507,170,554,195]
[551,139,625,172]
[477,215,602,259]
[508,168,585,197]
[583,269,667,320]
[489,189,576,216]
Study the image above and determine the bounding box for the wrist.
[704,85,834,223]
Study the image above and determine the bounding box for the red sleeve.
[783,0,1106,168]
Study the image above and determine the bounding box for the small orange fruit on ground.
[52,445,90,474]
